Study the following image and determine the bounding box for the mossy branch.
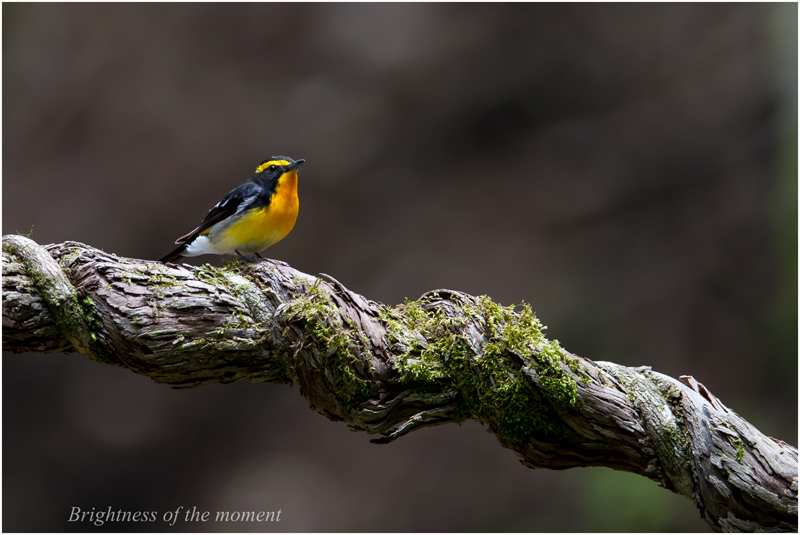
[2,235,796,532]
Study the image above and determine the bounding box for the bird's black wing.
[174,181,264,244]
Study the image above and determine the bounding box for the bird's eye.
[269,165,277,172]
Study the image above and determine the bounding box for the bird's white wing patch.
[234,195,259,214]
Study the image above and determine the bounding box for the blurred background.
[3,3,796,532]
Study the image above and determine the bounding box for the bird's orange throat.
[263,169,299,240]
[273,170,299,220]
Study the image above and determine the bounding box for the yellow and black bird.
[161,156,304,263]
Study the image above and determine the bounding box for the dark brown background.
[3,3,797,532]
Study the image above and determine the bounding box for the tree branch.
[2,235,796,532]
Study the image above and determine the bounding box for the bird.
[160,156,305,263]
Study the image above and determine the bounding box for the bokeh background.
[3,3,797,532]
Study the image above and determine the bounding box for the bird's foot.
[234,250,265,264]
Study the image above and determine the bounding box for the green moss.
[536,338,578,406]
[196,263,233,288]
[222,258,247,273]
[734,438,745,462]
[148,271,175,288]
[282,281,369,409]
[380,295,578,443]
[194,263,253,302]
[79,294,98,324]
[61,248,82,268]
[224,309,253,330]
[565,354,592,384]
[75,293,104,346]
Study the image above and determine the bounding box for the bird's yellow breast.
[220,171,299,252]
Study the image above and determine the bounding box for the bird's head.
[253,156,305,178]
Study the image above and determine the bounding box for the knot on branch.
[3,235,118,365]
[378,291,583,443]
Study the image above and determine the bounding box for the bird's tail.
[160,243,187,263]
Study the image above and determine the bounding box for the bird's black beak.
[284,159,305,172]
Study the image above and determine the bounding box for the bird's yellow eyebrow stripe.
[255,160,290,173]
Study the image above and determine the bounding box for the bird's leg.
[254,252,264,260]
[234,250,250,264]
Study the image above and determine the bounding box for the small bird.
[161,156,304,263]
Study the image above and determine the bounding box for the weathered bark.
[2,235,796,532]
